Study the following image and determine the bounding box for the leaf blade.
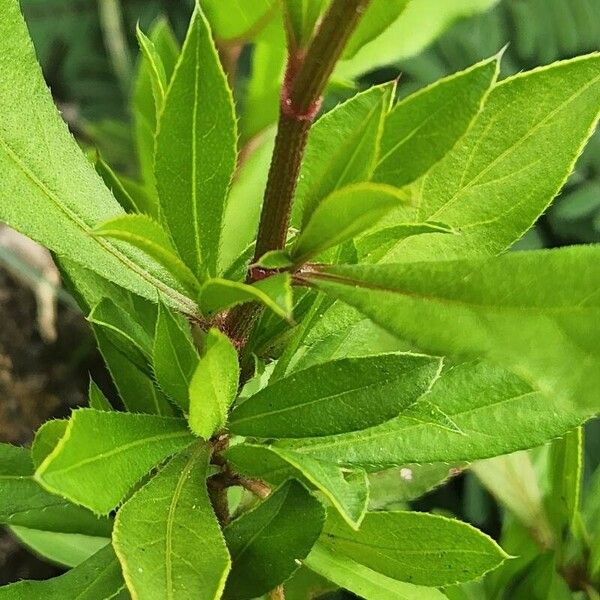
[113,442,230,600]
[155,2,237,277]
[189,328,239,438]
[229,353,442,438]
[35,410,195,514]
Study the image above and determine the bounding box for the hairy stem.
[224,0,371,342]
[253,0,372,261]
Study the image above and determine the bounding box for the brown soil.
[0,266,97,584]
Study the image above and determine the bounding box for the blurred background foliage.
[2,0,600,596]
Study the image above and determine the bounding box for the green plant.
[0,0,599,598]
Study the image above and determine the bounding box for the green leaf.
[305,542,447,600]
[10,526,109,568]
[292,83,395,227]
[89,297,153,373]
[308,248,600,411]
[240,22,286,142]
[200,0,277,41]
[0,544,125,599]
[283,361,592,468]
[344,0,410,59]
[95,327,175,416]
[94,214,201,295]
[35,409,195,514]
[223,480,325,600]
[88,380,113,412]
[229,352,442,438]
[356,221,457,263]
[114,442,230,600]
[31,420,68,468]
[283,300,404,376]
[155,1,237,278]
[547,427,583,534]
[336,0,502,79]
[291,183,403,264]
[472,452,554,550]
[136,24,168,112]
[153,301,200,411]
[0,1,198,317]
[93,152,139,214]
[368,464,465,508]
[225,444,369,529]
[132,17,179,203]
[0,444,111,537]
[199,274,294,321]
[372,56,499,189]
[319,510,507,586]
[385,54,600,263]
[283,0,328,48]
[189,328,239,439]
[221,130,276,271]
[254,249,294,270]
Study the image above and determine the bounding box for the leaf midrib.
[40,430,191,478]
[0,135,197,317]
[234,362,429,426]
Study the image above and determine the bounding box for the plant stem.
[253,0,372,261]
[224,0,371,343]
[98,0,132,95]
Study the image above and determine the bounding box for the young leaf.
[547,427,583,534]
[93,152,140,214]
[132,17,179,203]
[0,545,125,599]
[388,54,600,263]
[305,542,447,600]
[9,525,109,569]
[95,327,175,416]
[89,298,153,373]
[155,1,237,277]
[113,442,230,600]
[472,452,554,550]
[240,23,285,143]
[372,56,499,189]
[284,361,592,468]
[199,274,293,321]
[319,510,507,586]
[31,420,68,468]
[292,83,395,227]
[221,130,276,272]
[0,444,111,537]
[225,444,369,529]
[356,221,456,264]
[343,0,410,59]
[199,0,277,41]
[88,380,113,412]
[291,183,403,264]
[35,409,195,514]
[229,353,442,438]
[153,301,200,411]
[188,328,239,439]
[307,247,600,411]
[223,480,325,600]
[335,0,502,79]
[254,249,294,270]
[0,1,197,317]
[283,0,328,49]
[136,25,168,111]
[94,214,201,295]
